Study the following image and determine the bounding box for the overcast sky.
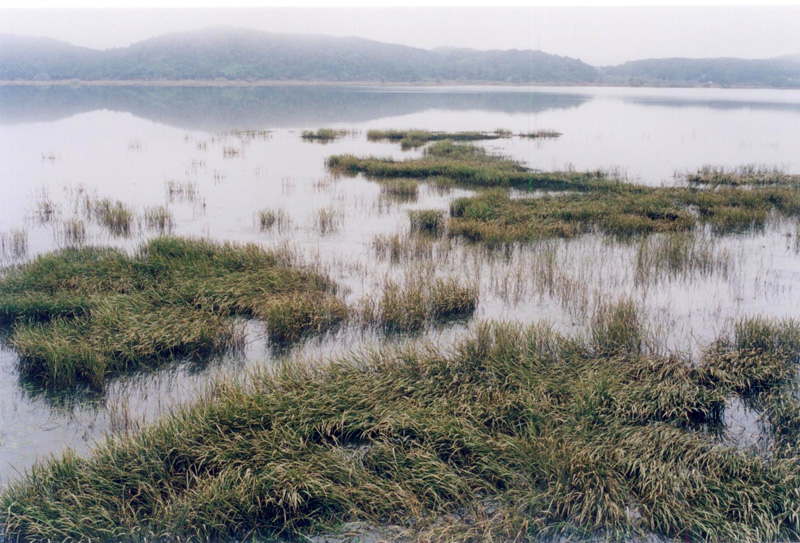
[1,6,799,65]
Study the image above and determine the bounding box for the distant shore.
[0,79,797,90]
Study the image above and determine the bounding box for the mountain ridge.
[1,27,798,87]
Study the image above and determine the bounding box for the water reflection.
[0,85,587,130]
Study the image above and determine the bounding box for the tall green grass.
[0,237,345,389]
[2,305,799,542]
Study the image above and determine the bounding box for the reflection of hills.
[0,85,588,131]
[623,95,800,113]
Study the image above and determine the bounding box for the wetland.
[1,84,800,542]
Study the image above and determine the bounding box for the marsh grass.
[56,218,87,247]
[328,140,613,191]
[301,128,354,143]
[681,164,800,187]
[408,209,446,236]
[330,143,800,243]
[311,206,344,235]
[366,129,509,150]
[90,198,135,237]
[361,273,478,331]
[519,129,562,139]
[143,205,174,234]
[0,228,28,260]
[257,207,293,233]
[378,179,419,202]
[3,305,799,542]
[448,183,800,243]
[34,191,58,225]
[635,231,732,284]
[165,179,200,203]
[372,232,434,263]
[222,146,241,158]
[0,237,344,389]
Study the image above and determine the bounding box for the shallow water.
[1,84,800,488]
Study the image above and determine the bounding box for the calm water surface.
[1,84,800,487]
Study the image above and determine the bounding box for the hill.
[601,57,800,88]
[0,27,597,84]
[1,27,798,88]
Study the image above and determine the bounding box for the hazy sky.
[1,6,799,65]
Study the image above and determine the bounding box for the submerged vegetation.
[2,305,800,542]
[0,237,345,389]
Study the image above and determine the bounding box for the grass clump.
[311,206,344,235]
[372,232,434,263]
[328,140,612,191]
[143,205,174,234]
[3,305,800,542]
[165,180,200,202]
[362,274,477,331]
[90,198,135,237]
[57,218,87,246]
[378,179,419,202]
[0,237,344,389]
[408,209,446,236]
[681,164,800,187]
[256,207,292,233]
[0,228,28,260]
[367,129,509,150]
[301,128,352,143]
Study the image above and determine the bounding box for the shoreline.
[1,79,798,91]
